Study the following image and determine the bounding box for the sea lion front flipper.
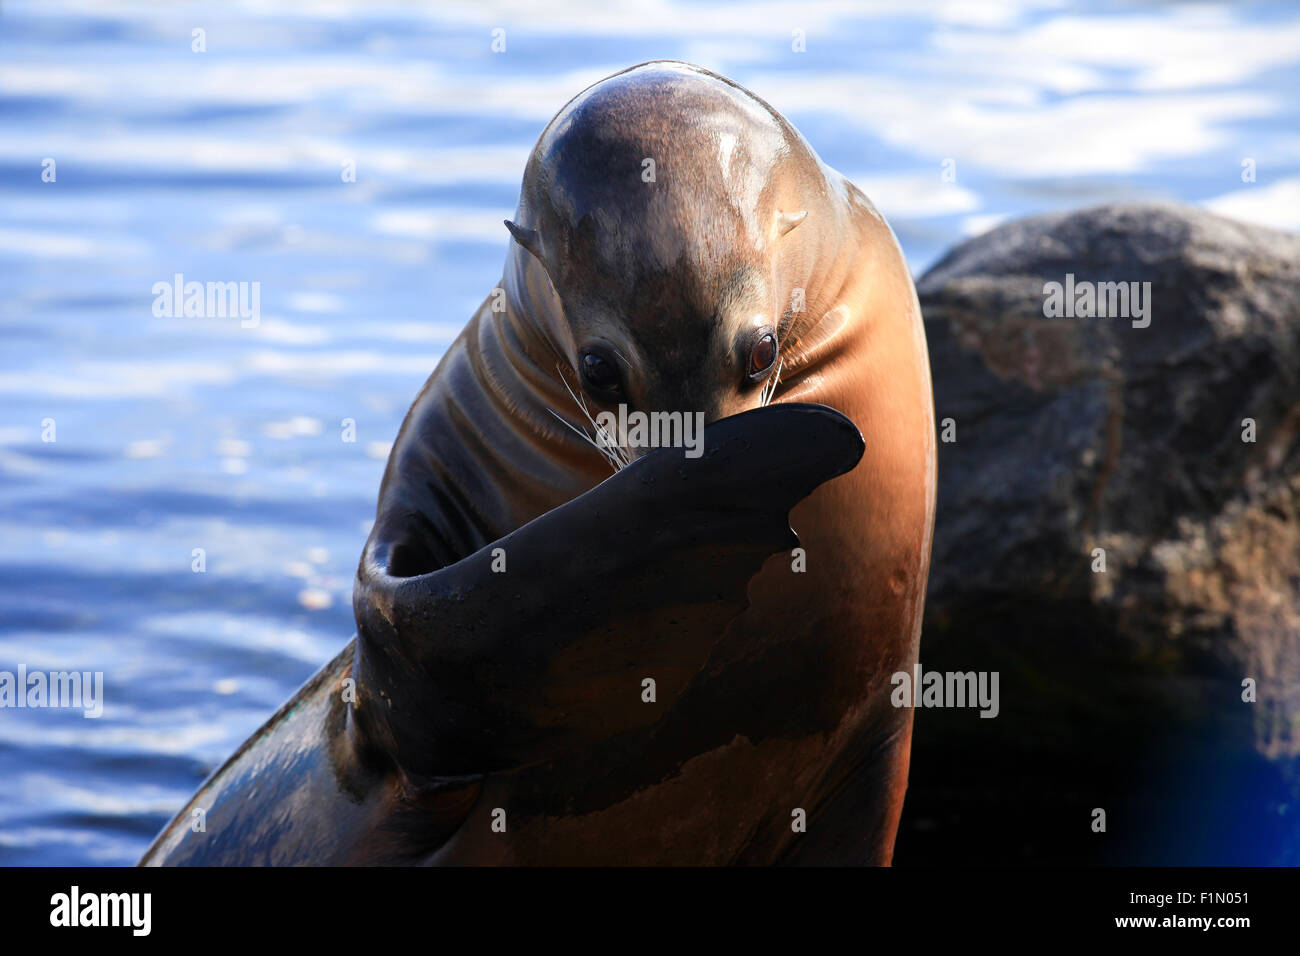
[352,402,864,778]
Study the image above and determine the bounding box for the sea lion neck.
[357,248,608,585]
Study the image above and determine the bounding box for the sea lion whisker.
[551,363,631,471]
[761,354,784,407]
[547,407,624,472]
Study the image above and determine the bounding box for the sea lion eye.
[580,350,621,396]
[748,332,778,379]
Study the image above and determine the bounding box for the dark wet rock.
[897,202,1300,865]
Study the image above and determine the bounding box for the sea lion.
[141,60,935,866]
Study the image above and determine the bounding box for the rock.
[897,202,1300,865]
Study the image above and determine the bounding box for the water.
[1,0,1297,865]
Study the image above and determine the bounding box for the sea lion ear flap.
[504,220,542,260]
[775,209,808,238]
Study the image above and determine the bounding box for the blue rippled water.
[1,0,1298,865]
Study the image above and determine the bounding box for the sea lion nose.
[612,383,723,462]
[644,391,726,430]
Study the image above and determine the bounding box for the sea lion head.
[505,61,829,436]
